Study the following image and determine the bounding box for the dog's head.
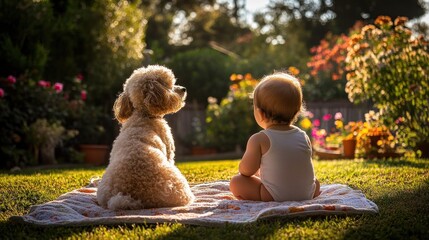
[113,65,186,123]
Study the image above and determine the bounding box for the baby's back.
[260,126,315,201]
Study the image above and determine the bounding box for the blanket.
[10,180,378,226]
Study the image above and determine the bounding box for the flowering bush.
[0,74,89,168]
[345,16,429,157]
[205,73,260,152]
[304,22,363,101]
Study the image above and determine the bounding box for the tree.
[258,0,426,50]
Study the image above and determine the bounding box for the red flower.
[0,88,4,97]
[7,75,16,84]
[81,90,87,101]
[53,82,63,93]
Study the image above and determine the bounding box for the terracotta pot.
[79,144,109,165]
[342,139,357,159]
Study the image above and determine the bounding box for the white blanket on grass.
[10,180,378,226]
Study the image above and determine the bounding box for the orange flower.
[244,73,253,80]
[374,16,392,27]
[288,66,300,75]
[230,74,237,81]
[349,34,363,45]
[361,24,375,34]
[394,16,408,26]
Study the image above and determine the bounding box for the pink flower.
[304,111,314,118]
[334,112,342,120]
[7,75,16,84]
[53,82,63,93]
[313,119,320,127]
[81,90,87,101]
[0,88,4,97]
[323,113,332,121]
[38,80,51,88]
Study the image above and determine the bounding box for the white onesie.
[260,126,316,201]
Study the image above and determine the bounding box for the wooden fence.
[166,100,374,156]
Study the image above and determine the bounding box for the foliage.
[258,0,425,49]
[1,158,429,239]
[0,74,100,168]
[86,0,146,109]
[0,0,147,153]
[167,48,233,104]
[304,23,363,101]
[205,74,260,152]
[345,16,429,156]
[0,0,53,79]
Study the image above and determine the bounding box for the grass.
[1,158,429,239]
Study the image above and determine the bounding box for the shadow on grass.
[0,165,104,176]
[343,179,429,239]
[361,158,429,169]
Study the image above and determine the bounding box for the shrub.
[345,16,429,157]
[205,74,260,152]
[0,74,92,168]
[305,22,363,101]
[167,48,233,105]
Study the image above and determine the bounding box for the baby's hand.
[254,169,261,177]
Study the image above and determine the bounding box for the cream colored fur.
[97,65,194,210]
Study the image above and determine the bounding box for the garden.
[1,0,429,239]
[1,159,428,239]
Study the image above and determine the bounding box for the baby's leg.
[229,174,274,201]
[313,178,321,198]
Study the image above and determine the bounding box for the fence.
[166,100,374,156]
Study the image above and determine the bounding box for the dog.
[96,65,195,210]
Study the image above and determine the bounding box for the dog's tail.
[107,193,143,210]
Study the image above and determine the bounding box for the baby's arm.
[230,132,273,201]
[239,133,263,177]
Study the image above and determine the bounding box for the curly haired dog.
[97,65,194,210]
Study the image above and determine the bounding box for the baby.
[229,72,320,202]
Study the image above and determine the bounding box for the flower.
[313,119,321,127]
[322,113,332,121]
[334,112,342,120]
[38,80,51,88]
[300,117,312,129]
[229,74,243,81]
[81,90,87,101]
[53,82,63,93]
[374,16,392,27]
[394,16,408,26]
[7,75,16,84]
[207,96,217,104]
[288,66,300,75]
[0,88,4,97]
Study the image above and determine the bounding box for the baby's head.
[253,72,304,125]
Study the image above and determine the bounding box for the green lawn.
[1,158,428,239]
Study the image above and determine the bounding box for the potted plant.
[72,105,110,165]
[356,111,399,158]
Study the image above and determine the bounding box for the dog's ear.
[113,92,134,123]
